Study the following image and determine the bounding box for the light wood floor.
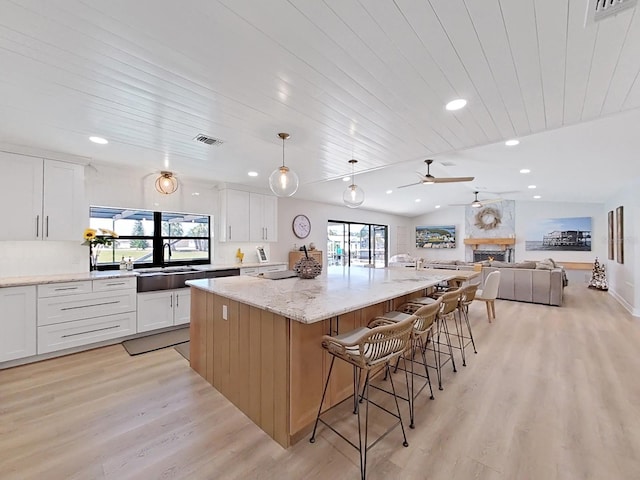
[2,285,640,480]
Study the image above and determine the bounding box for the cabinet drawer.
[93,277,136,292]
[37,312,136,354]
[38,281,92,298]
[260,265,286,273]
[241,267,259,276]
[38,290,137,326]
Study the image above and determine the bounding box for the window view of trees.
[89,207,210,268]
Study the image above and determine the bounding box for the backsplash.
[0,241,87,277]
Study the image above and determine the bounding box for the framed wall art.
[525,217,591,251]
[608,210,614,260]
[616,206,624,264]
[415,225,456,249]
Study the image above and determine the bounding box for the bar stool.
[309,315,415,480]
[457,284,479,361]
[377,298,441,428]
[430,288,460,390]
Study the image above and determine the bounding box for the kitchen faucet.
[163,242,172,265]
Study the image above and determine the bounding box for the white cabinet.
[240,264,287,276]
[137,288,191,332]
[249,193,278,242]
[36,278,136,354]
[220,189,278,243]
[219,189,250,242]
[0,286,37,362]
[0,152,84,241]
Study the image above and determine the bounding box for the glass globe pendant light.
[269,132,299,197]
[343,159,365,208]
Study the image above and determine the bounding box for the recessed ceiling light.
[247,171,258,177]
[533,195,541,199]
[89,136,108,145]
[415,199,421,203]
[505,139,520,146]
[528,185,537,189]
[435,205,441,209]
[342,176,351,182]
[386,190,393,194]
[191,192,200,196]
[520,169,531,174]
[445,98,467,111]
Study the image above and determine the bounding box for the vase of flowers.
[82,228,119,271]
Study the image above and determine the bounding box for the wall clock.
[292,214,311,239]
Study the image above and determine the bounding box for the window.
[327,221,388,268]
[89,206,211,269]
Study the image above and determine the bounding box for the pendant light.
[269,132,299,197]
[343,159,365,208]
[155,171,179,195]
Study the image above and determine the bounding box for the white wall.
[273,197,412,268]
[604,179,638,316]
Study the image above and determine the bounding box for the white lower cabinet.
[137,288,190,333]
[36,278,137,355]
[240,264,287,276]
[0,286,37,362]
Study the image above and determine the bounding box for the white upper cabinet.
[43,159,85,241]
[249,192,278,242]
[0,151,85,241]
[220,189,278,243]
[219,189,250,242]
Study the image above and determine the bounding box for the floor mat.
[122,327,189,356]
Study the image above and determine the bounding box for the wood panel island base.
[187,267,459,448]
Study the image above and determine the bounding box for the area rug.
[122,327,189,356]
[175,342,190,361]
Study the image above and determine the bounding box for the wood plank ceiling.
[0,0,639,214]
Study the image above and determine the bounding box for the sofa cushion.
[514,261,537,269]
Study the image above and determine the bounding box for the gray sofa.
[481,265,565,306]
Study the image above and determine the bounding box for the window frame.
[89,207,211,270]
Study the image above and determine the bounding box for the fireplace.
[474,250,507,262]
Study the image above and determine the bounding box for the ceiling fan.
[397,159,474,188]
[450,191,503,208]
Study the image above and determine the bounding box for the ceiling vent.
[585,0,637,25]
[193,134,223,146]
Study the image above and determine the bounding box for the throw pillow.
[514,261,537,269]
[536,260,553,270]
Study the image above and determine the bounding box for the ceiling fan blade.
[397,181,422,189]
[432,176,475,183]
[478,197,503,204]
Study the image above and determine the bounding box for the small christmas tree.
[588,257,608,291]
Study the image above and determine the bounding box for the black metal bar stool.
[429,288,460,390]
[309,315,415,480]
[457,284,479,361]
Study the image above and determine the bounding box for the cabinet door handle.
[170,295,173,308]
[265,227,268,240]
[46,216,49,238]
[176,294,179,307]
[106,282,126,286]
[36,215,40,238]
[228,226,231,240]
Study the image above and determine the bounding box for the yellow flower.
[83,228,97,241]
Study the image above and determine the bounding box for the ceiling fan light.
[270,132,299,197]
[155,171,178,195]
[471,200,482,208]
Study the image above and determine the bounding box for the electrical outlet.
[222,305,228,320]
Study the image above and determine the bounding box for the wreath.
[475,207,502,230]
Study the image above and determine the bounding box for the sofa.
[480,260,566,306]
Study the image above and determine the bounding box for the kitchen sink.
[136,267,240,292]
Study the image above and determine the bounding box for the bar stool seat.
[310,315,415,480]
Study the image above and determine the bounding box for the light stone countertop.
[0,270,139,288]
[187,266,456,324]
[0,261,288,288]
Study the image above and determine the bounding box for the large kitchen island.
[186,266,460,448]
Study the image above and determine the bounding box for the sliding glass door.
[327,221,388,268]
